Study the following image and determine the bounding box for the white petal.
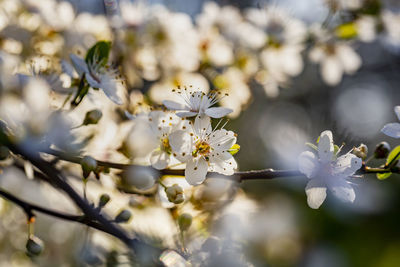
[100,77,123,105]
[381,123,400,138]
[61,60,77,78]
[305,178,327,209]
[209,129,236,152]
[333,153,362,177]
[318,130,334,163]
[169,130,192,162]
[205,107,233,118]
[337,45,362,74]
[69,54,88,76]
[150,150,170,170]
[185,157,208,185]
[321,56,343,86]
[209,152,237,175]
[176,111,198,118]
[298,151,319,178]
[395,106,400,121]
[194,115,212,136]
[328,178,355,203]
[163,100,187,111]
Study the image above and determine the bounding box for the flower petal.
[395,106,400,121]
[176,111,198,118]
[69,54,88,76]
[333,153,362,177]
[194,115,212,136]
[381,123,400,138]
[209,152,237,175]
[328,178,355,203]
[209,129,236,152]
[185,157,208,185]
[205,107,233,118]
[169,130,192,162]
[321,56,343,86]
[150,150,170,170]
[305,178,327,209]
[99,77,123,105]
[318,130,334,163]
[163,100,187,111]
[298,151,319,178]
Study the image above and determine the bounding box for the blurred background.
[1,0,400,266]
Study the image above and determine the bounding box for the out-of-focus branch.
[4,144,163,264]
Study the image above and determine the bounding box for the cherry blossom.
[381,106,400,138]
[298,130,362,209]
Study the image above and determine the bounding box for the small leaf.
[386,145,400,167]
[335,23,358,39]
[377,172,392,180]
[229,144,240,156]
[85,41,111,66]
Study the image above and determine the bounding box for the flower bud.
[123,166,157,190]
[165,184,184,204]
[83,109,102,125]
[115,209,132,223]
[352,144,368,160]
[0,146,9,160]
[98,193,110,207]
[81,156,97,178]
[26,236,44,256]
[374,142,391,159]
[178,213,192,231]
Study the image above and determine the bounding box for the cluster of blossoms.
[0,0,399,118]
[130,87,238,186]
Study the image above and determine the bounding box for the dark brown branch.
[5,144,163,264]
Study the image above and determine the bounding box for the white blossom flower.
[69,54,123,105]
[163,87,233,118]
[147,111,190,170]
[169,115,237,185]
[309,42,361,86]
[381,106,400,138]
[298,130,362,209]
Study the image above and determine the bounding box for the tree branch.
[5,144,163,264]
[42,148,395,181]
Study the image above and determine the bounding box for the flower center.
[193,140,211,157]
[161,137,172,154]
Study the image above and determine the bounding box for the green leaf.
[377,172,392,180]
[386,145,400,167]
[85,41,111,66]
[71,74,89,106]
[229,144,240,156]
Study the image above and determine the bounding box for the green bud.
[81,156,97,178]
[178,213,192,231]
[98,194,110,207]
[26,236,44,256]
[0,146,9,160]
[115,209,132,223]
[352,144,368,160]
[165,184,184,204]
[374,142,390,159]
[83,109,103,125]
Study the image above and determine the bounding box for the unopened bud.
[83,109,102,125]
[178,213,192,231]
[123,166,157,190]
[374,142,391,159]
[165,184,184,204]
[98,194,110,207]
[115,209,132,223]
[26,236,44,256]
[352,144,368,160]
[81,156,97,178]
[0,146,9,160]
